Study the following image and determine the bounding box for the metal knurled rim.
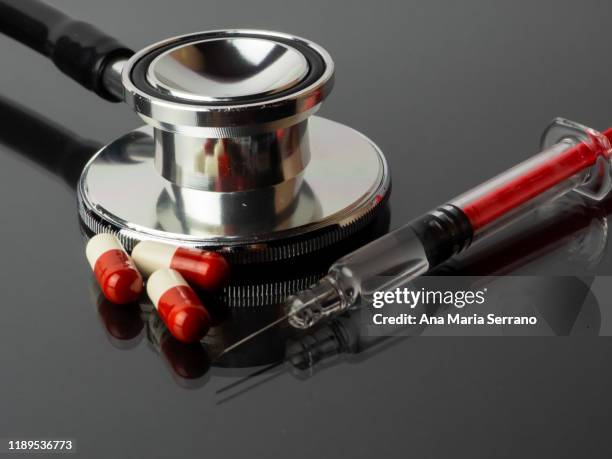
[78,191,388,307]
[78,188,389,261]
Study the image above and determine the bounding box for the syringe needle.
[217,278,347,358]
[216,313,292,358]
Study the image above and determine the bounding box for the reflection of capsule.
[147,313,210,388]
[96,293,145,349]
[89,277,145,350]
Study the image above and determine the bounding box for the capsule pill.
[86,234,144,304]
[146,268,211,343]
[132,241,229,291]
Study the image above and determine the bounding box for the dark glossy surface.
[1,1,612,458]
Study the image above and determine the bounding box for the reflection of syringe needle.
[220,118,612,356]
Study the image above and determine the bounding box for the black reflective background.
[2,1,612,458]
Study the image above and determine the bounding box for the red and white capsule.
[132,241,229,291]
[147,268,211,343]
[86,234,144,304]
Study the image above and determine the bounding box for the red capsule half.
[146,268,211,343]
[86,234,143,304]
[132,241,229,291]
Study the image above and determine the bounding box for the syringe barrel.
[451,140,600,239]
[328,132,607,298]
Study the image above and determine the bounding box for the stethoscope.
[0,0,390,265]
[0,92,391,306]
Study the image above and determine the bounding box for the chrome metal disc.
[77,116,390,264]
[146,37,310,102]
[122,29,335,137]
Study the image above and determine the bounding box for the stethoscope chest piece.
[78,30,390,264]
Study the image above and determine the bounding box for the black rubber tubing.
[0,0,134,101]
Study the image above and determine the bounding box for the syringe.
[220,118,612,355]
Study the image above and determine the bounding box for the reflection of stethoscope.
[0,0,390,264]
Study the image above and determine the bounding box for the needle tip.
[215,314,290,359]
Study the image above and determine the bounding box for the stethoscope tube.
[0,0,132,101]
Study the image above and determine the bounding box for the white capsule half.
[146,268,188,308]
[146,268,210,343]
[85,233,125,269]
[132,241,178,277]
